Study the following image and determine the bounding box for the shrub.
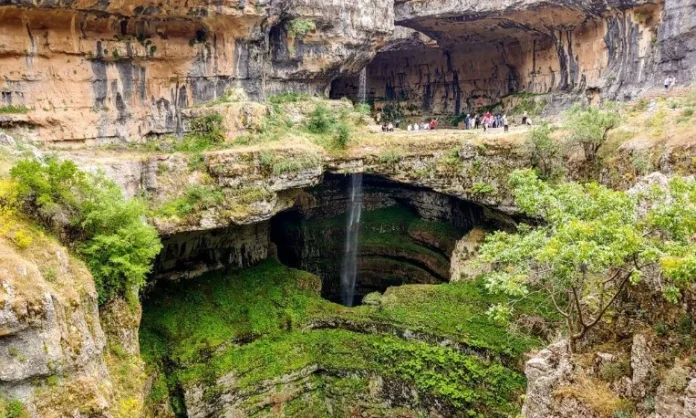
[377,149,403,166]
[334,123,351,148]
[10,158,162,305]
[0,178,19,237]
[470,182,495,195]
[268,93,311,104]
[565,104,620,161]
[10,230,32,249]
[306,104,336,134]
[288,19,316,37]
[525,123,561,180]
[682,108,694,118]
[189,113,224,144]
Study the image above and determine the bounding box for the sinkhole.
[270,173,497,306]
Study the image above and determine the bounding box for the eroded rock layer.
[332,0,696,114]
[0,0,393,143]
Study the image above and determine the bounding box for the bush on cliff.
[565,104,620,161]
[479,169,696,351]
[10,158,161,305]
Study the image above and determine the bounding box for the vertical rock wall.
[0,0,393,144]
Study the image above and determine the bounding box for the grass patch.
[0,105,30,114]
[155,185,224,218]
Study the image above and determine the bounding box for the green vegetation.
[354,103,371,116]
[10,158,161,305]
[304,103,353,150]
[0,105,30,114]
[189,113,224,144]
[377,148,403,165]
[258,151,322,175]
[288,19,316,37]
[565,104,620,161]
[141,256,550,416]
[525,123,562,180]
[509,97,547,117]
[479,169,696,350]
[268,92,312,104]
[470,182,495,195]
[0,398,28,418]
[155,185,224,218]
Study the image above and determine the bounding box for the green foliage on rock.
[10,158,162,305]
[0,105,30,114]
[479,169,696,349]
[288,18,316,37]
[565,104,620,161]
[155,185,224,218]
[189,113,224,144]
[525,123,562,180]
[0,398,28,418]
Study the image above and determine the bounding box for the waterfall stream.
[358,67,367,104]
[340,174,363,307]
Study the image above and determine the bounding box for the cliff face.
[0,226,111,417]
[332,0,696,115]
[0,0,393,144]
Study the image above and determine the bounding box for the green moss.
[0,105,30,114]
[140,209,555,416]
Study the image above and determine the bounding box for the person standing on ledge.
[503,114,509,132]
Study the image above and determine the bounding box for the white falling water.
[358,67,367,104]
[340,174,363,307]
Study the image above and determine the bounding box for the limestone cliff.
[0,0,393,144]
[333,0,696,115]
[0,225,111,417]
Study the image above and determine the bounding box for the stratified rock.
[0,228,111,417]
[0,0,393,144]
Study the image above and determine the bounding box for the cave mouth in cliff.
[270,173,489,306]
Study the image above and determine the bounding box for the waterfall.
[358,67,367,104]
[340,174,363,307]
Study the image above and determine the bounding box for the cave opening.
[270,173,493,306]
[330,2,662,120]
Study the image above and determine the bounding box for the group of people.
[378,111,535,134]
[464,112,507,132]
[406,119,439,131]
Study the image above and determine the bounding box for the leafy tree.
[10,158,162,305]
[479,170,696,351]
[565,104,620,161]
[525,123,561,180]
